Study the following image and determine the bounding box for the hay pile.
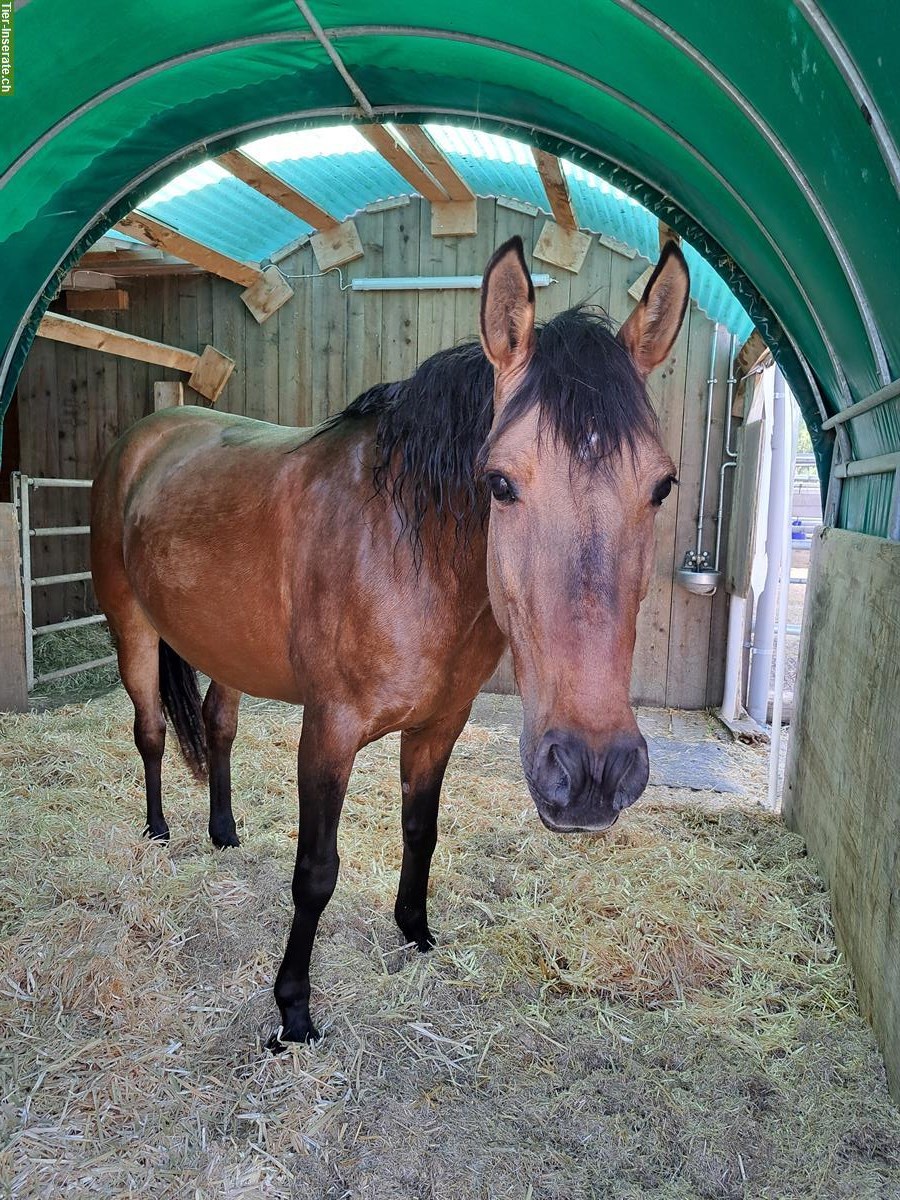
[1,690,899,1199]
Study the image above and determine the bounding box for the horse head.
[479,236,689,833]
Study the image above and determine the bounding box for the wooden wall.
[783,527,900,1100]
[12,197,734,707]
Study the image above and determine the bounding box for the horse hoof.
[210,829,240,849]
[144,824,170,843]
[267,1022,320,1052]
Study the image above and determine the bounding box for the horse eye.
[488,473,517,504]
[652,476,676,506]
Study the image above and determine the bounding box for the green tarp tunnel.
[2,1,899,527]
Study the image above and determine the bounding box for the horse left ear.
[480,236,536,382]
[617,241,690,379]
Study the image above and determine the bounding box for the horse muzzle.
[523,727,649,833]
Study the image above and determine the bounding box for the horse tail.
[158,640,208,782]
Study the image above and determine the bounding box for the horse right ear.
[480,237,536,381]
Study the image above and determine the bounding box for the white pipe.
[694,324,719,562]
[748,367,789,724]
[767,399,800,811]
[350,274,554,292]
[713,332,738,571]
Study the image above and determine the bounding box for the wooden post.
[153,381,185,410]
[0,503,28,711]
[532,148,591,274]
[36,313,235,403]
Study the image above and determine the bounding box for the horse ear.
[480,236,536,380]
[617,241,690,379]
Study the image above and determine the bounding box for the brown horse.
[90,236,689,1044]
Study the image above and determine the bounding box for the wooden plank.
[240,265,294,324]
[664,308,717,708]
[345,210,384,407]
[216,149,340,229]
[736,329,770,380]
[630,274,692,705]
[153,381,184,410]
[212,277,245,415]
[784,527,900,1101]
[532,149,578,230]
[393,126,475,202]
[37,312,198,373]
[115,212,260,287]
[357,124,449,203]
[533,221,591,274]
[416,201,458,366]
[187,346,235,405]
[0,503,28,711]
[455,198,496,344]
[310,220,365,271]
[63,270,117,289]
[65,288,129,312]
[380,198,420,382]
[277,243,307,425]
[430,200,478,238]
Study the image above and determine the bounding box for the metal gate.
[11,472,116,690]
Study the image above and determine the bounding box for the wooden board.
[0,503,28,711]
[153,381,184,410]
[533,221,591,274]
[65,289,129,312]
[310,220,364,271]
[784,527,900,1101]
[240,265,294,324]
[725,419,765,597]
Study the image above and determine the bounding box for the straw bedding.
[1,688,899,1199]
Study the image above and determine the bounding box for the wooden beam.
[216,150,341,230]
[115,212,260,287]
[393,126,474,203]
[36,312,234,403]
[532,149,578,231]
[153,381,185,410]
[534,221,591,274]
[65,289,130,312]
[357,124,449,203]
[0,504,28,712]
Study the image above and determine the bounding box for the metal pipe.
[748,367,789,724]
[31,570,93,587]
[29,525,90,537]
[713,333,738,572]
[820,377,900,430]
[34,655,117,686]
[835,451,900,479]
[34,613,107,637]
[768,400,800,810]
[695,324,719,563]
[29,477,93,489]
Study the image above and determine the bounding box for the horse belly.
[124,503,300,703]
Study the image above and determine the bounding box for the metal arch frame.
[794,0,900,199]
[0,102,833,454]
[606,0,890,388]
[0,26,856,408]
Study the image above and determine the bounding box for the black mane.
[332,306,657,562]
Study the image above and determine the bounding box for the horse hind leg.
[395,704,472,951]
[202,681,241,848]
[114,621,169,841]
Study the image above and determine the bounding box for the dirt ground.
[1,689,899,1200]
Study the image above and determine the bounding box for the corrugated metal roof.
[140,124,753,340]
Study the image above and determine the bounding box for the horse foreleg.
[202,681,242,848]
[395,705,472,951]
[116,624,168,841]
[271,709,357,1047]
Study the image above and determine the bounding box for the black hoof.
[210,827,240,849]
[267,1021,320,1053]
[144,823,170,843]
[398,924,436,953]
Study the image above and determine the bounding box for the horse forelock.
[332,306,657,564]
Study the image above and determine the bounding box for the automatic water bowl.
[675,549,721,596]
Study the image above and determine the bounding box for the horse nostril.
[602,734,649,809]
[534,733,582,807]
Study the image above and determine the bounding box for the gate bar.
[30,525,91,537]
[34,613,108,637]
[35,655,117,685]
[31,570,93,587]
